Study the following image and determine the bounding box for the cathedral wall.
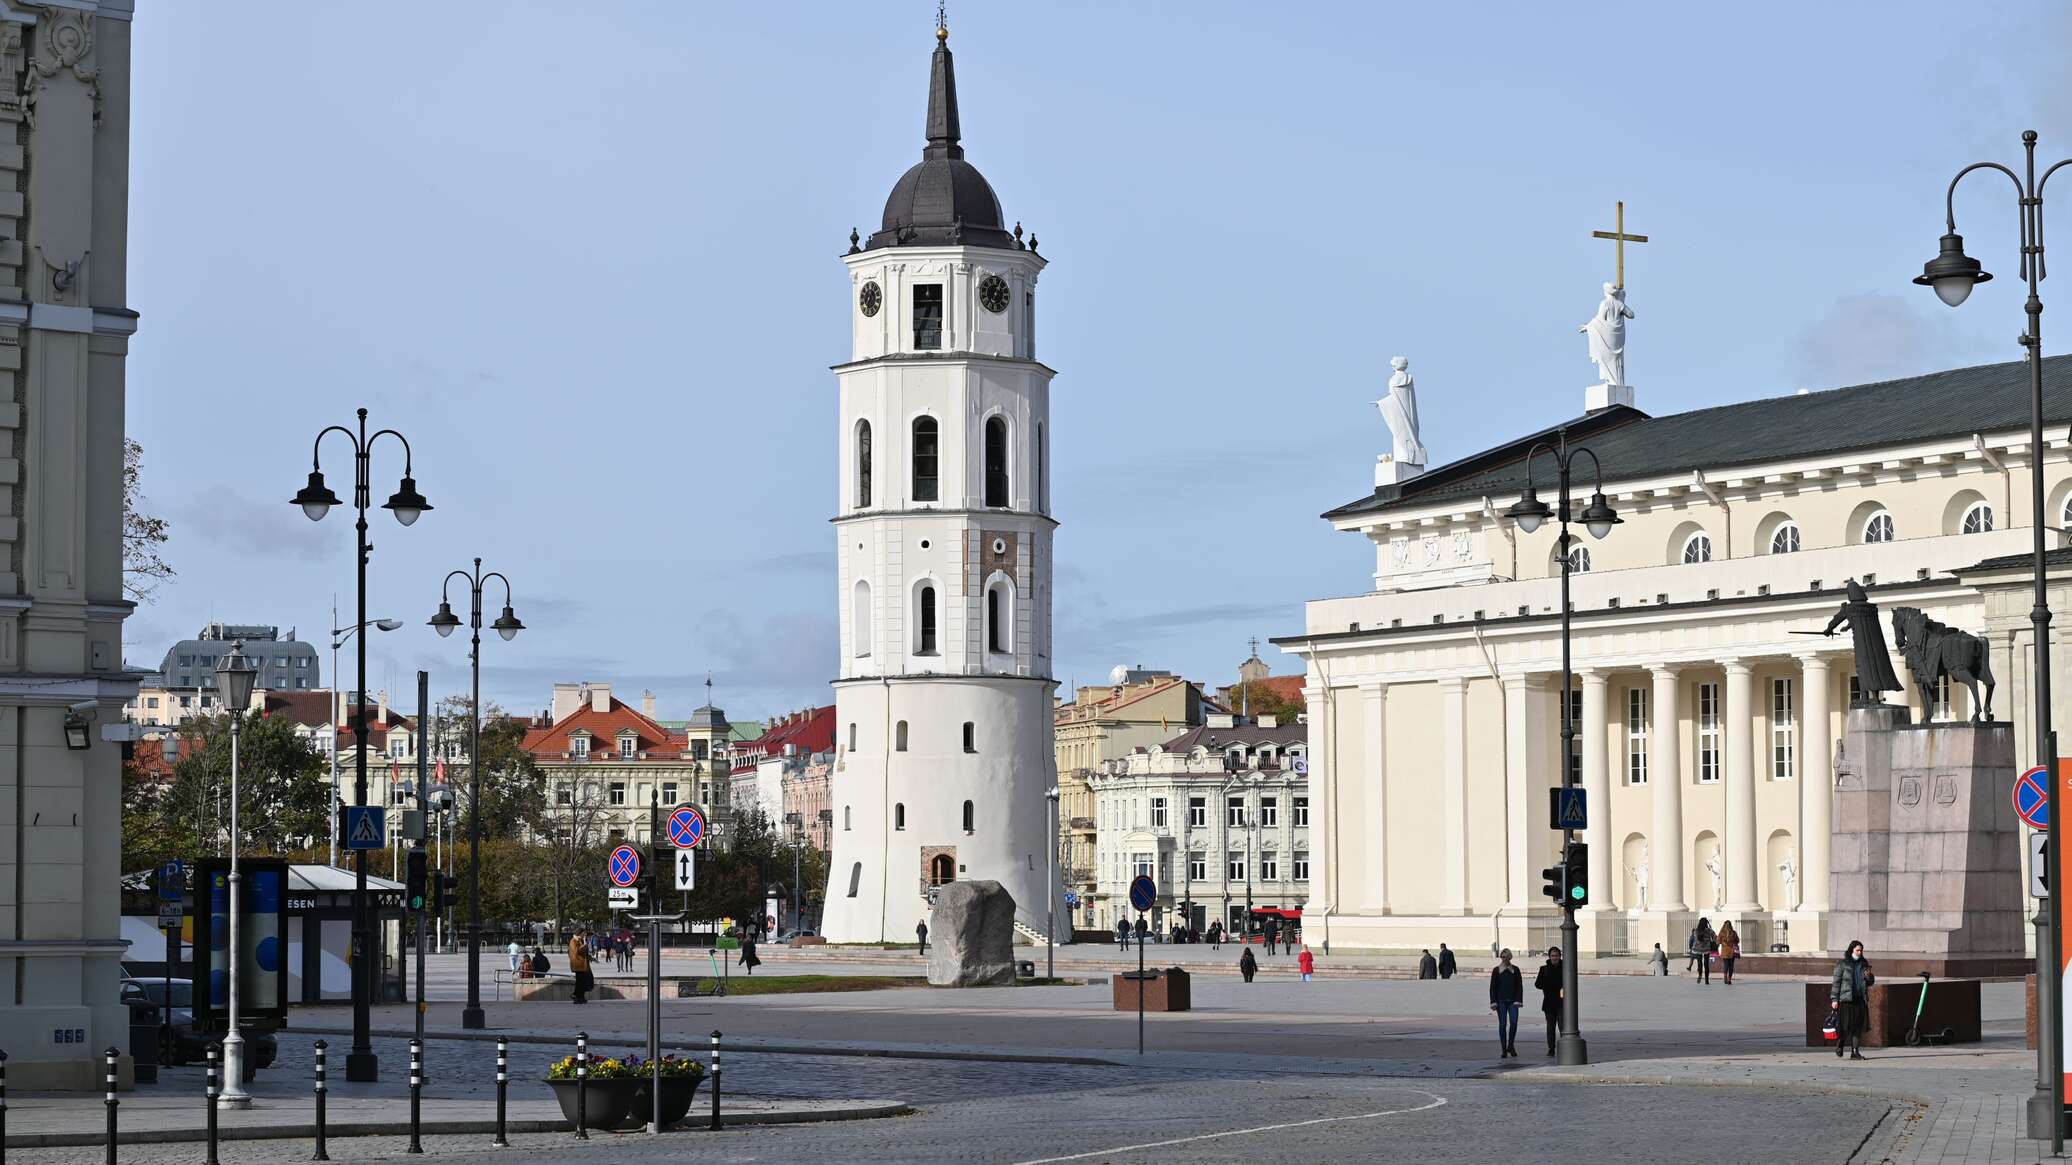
[1464,677,1508,912]
[1381,681,1441,914]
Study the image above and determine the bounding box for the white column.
[1361,681,1389,914]
[1723,658,1760,911]
[1503,674,1547,909]
[1648,665,1686,911]
[1798,653,1833,912]
[1580,669,1613,909]
[1302,683,1332,919]
[1439,677,1469,913]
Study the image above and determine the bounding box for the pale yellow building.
[1053,671,1210,914]
[1283,355,2072,957]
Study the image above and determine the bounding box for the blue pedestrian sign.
[343,806,386,850]
[1128,874,1157,913]
[666,805,706,849]
[1550,787,1587,831]
[2016,766,2050,830]
[157,859,184,901]
[608,844,642,888]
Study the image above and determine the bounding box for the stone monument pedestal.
[1826,702,2021,966]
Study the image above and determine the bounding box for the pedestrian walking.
[1688,917,1715,984]
[739,932,761,975]
[1135,916,1149,947]
[1438,943,1457,979]
[1649,942,1669,976]
[567,929,593,1004]
[1533,946,1564,1056]
[1830,940,1875,1060]
[1716,921,1741,985]
[1208,921,1223,950]
[1264,917,1280,955]
[1238,946,1258,983]
[507,940,522,976]
[916,920,929,955]
[1418,948,1438,980]
[1298,946,1315,982]
[1489,948,1524,1058]
[1116,920,1130,951]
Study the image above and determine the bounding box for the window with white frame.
[1260,854,1279,881]
[1151,797,1167,828]
[618,733,639,758]
[1293,797,1309,827]
[1188,855,1206,882]
[1682,532,1712,564]
[1260,797,1278,827]
[662,781,677,804]
[1769,521,1802,554]
[556,782,573,805]
[569,735,590,758]
[1696,681,1722,783]
[1625,687,1649,784]
[1771,676,1796,780]
[608,781,627,806]
[1227,797,1246,827]
[1293,851,1310,880]
[1962,501,1994,534]
[1188,797,1207,828]
[1132,852,1153,879]
[1863,510,1894,543]
[1566,545,1592,573]
[1227,852,1246,881]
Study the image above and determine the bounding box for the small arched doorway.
[928,854,955,887]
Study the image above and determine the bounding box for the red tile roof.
[731,705,836,760]
[522,695,687,761]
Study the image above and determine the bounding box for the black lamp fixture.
[1914,232,1991,307]
[428,602,462,638]
[1505,485,1554,533]
[490,605,525,641]
[1579,492,1623,540]
[383,476,431,527]
[292,471,343,522]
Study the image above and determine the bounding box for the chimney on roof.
[377,690,389,725]
[590,683,612,714]
[551,683,583,723]
[642,690,656,719]
[1257,714,1279,729]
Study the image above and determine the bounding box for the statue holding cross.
[1581,201,1647,398]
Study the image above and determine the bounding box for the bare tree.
[536,779,616,931]
[121,438,173,602]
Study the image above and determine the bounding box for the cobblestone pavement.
[9,1076,1886,1165]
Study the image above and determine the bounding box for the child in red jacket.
[1298,946,1315,981]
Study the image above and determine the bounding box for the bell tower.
[821,22,1060,943]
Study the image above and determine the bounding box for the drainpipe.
[1693,470,1731,557]
[1481,497,1518,580]
[1974,434,2014,530]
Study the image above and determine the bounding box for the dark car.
[121,978,277,1069]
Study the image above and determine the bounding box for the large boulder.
[926,880,1017,987]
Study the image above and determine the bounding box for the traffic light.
[1540,860,1566,904]
[430,871,453,916]
[1564,842,1590,908]
[405,848,428,913]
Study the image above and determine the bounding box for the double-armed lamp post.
[429,558,523,1031]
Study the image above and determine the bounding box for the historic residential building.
[0,2,140,1087]
[784,754,835,853]
[523,683,716,845]
[822,23,1059,943]
[1283,351,2072,958]
[1089,716,1310,933]
[727,704,834,826]
[1053,671,1211,918]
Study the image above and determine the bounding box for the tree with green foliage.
[430,695,548,839]
[123,712,328,867]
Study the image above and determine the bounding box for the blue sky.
[123,1,2071,722]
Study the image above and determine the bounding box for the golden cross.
[1590,200,1649,290]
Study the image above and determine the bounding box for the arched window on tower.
[912,417,939,502]
[894,803,906,830]
[855,419,873,508]
[852,580,872,657]
[928,853,954,886]
[986,586,1004,653]
[916,584,938,655]
[895,720,909,751]
[1035,422,1046,514]
[962,800,975,833]
[984,415,1009,507]
[962,722,976,753]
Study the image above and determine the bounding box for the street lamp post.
[1917,129,2072,1146]
[1506,426,1621,1068]
[293,407,431,1082]
[1044,787,1059,979]
[429,557,523,1031]
[215,642,258,1107]
[328,607,402,867]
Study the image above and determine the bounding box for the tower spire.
[924,12,962,161]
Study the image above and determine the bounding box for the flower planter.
[546,1077,640,1129]
[629,1075,705,1128]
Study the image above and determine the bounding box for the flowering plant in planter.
[625,1054,706,1079]
[547,1055,640,1081]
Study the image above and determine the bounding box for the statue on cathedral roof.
[1374,356,1427,485]
[1579,282,1633,389]
[1818,580,1903,704]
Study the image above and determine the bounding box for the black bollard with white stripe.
[493,1038,508,1147]
[311,1040,329,1161]
[573,1032,589,1139]
[2,1047,10,1165]
[204,1044,220,1165]
[708,1030,722,1131]
[406,1038,423,1153]
[102,1046,118,1165]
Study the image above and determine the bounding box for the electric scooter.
[1905,970,1953,1046]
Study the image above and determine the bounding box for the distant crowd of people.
[1113,914,1301,952]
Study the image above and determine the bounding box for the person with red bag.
[1830,940,1875,1060]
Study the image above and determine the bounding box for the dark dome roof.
[865,34,1015,251]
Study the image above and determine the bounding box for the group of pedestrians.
[1233,943,1315,982]
[1683,917,1741,985]
[1416,944,1458,979]
[1115,916,1300,951]
[1488,946,1565,1057]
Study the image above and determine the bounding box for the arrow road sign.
[1550,787,1587,831]
[1129,874,1157,913]
[2017,766,2051,830]
[608,887,638,909]
[608,844,641,888]
[2034,832,2051,899]
[666,805,706,849]
[675,848,696,891]
[344,806,386,850]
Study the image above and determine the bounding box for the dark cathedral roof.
[865,28,1015,252]
[1326,353,2072,521]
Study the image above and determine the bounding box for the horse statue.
[1890,606,1995,723]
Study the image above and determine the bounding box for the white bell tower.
[821,23,1061,944]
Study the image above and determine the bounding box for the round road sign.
[2016,766,2051,830]
[667,805,706,849]
[608,844,641,888]
[1128,874,1157,913]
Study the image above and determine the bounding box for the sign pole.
[1137,908,1145,1057]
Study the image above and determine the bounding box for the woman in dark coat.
[1489,948,1525,1058]
[1238,947,1258,983]
[739,932,761,975]
[1830,940,1874,1059]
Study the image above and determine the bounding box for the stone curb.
[293,1025,1124,1068]
[1488,1064,1938,1109]
[4,1101,915,1148]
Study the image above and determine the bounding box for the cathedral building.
[1282,345,2072,958]
[820,24,1059,943]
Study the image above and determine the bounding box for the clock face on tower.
[978,274,1010,314]
[859,281,882,318]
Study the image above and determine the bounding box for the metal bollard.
[708,1030,722,1131]
[204,1044,221,1165]
[407,1038,423,1154]
[311,1040,329,1161]
[493,1038,508,1147]
[573,1032,589,1139]
[103,1046,118,1165]
[2,1048,10,1165]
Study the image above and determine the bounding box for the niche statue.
[1892,606,1996,723]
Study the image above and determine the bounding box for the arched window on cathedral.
[1963,501,1994,534]
[1863,510,1894,543]
[1769,521,1802,554]
[1563,545,1591,574]
[984,415,1009,507]
[855,419,873,508]
[1681,532,1712,564]
[916,585,938,655]
[894,803,905,830]
[852,580,872,657]
[912,417,939,502]
[895,720,910,751]
[962,800,975,833]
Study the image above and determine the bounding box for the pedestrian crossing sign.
[1549,787,1587,831]
[343,805,385,850]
